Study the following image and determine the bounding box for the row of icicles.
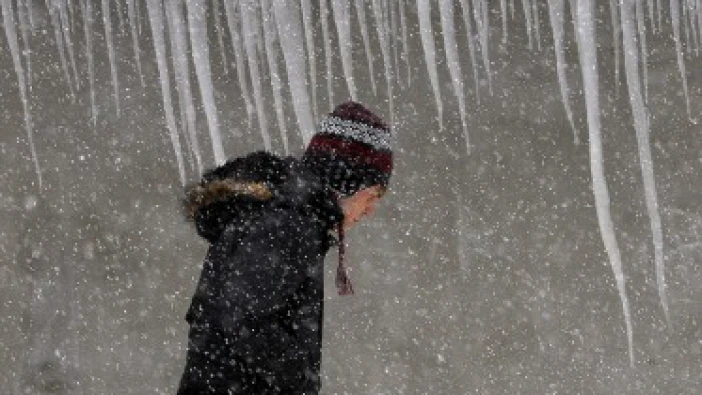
[2,0,701,367]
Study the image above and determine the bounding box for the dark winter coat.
[176,152,343,395]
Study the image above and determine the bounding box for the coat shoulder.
[183,151,343,244]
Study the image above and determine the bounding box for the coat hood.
[184,151,343,243]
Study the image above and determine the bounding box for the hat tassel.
[335,226,354,295]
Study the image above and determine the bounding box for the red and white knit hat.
[303,101,393,196]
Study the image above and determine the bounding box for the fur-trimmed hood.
[184,151,343,243]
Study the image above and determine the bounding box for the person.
[176,101,393,394]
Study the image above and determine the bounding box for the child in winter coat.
[176,101,393,394]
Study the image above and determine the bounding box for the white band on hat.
[318,116,393,151]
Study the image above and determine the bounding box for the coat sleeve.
[218,208,325,389]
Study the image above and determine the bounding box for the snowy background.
[1,0,701,393]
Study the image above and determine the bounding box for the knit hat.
[303,101,393,196]
[302,101,393,295]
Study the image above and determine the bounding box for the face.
[340,185,386,230]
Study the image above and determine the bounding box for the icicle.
[693,0,698,45]
[399,0,411,85]
[186,0,228,163]
[521,0,534,49]
[657,0,662,29]
[261,0,289,153]
[567,0,579,46]
[102,0,121,115]
[2,0,42,189]
[136,0,142,36]
[115,0,126,33]
[576,0,635,368]
[223,0,255,125]
[371,0,394,125]
[66,0,75,34]
[698,0,702,51]
[457,0,481,102]
[671,0,694,120]
[145,0,187,183]
[240,0,271,150]
[647,0,656,33]
[353,0,377,95]
[547,0,578,144]
[164,0,192,168]
[127,0,145,87]
[58,0,79,90]
[166,0,202,175]
[80,0,96,128]
[697,0,702,53]
[684,0,692,50]
[501,0,508,43]
[320,0,334,111]
[621,0,672,334]
[212,0,229,75]
[416,0,443,129]
[47,0,74,98]
[331,0,358,100]
[439,0,470,153]
[689,0,701,56]
[17,0,32,87]
[689,0,700,53]
[254,6,264,59]
[301,0,319,117]
[27,0,34,30]
[272,0,317,145]
[635,0,649,101]
[609,0,622,96]
[389,0,402,88]
[532,0,542,50]
[473,0,493,95]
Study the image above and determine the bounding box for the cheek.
[355,203,368,217]
[347,202,364,219]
